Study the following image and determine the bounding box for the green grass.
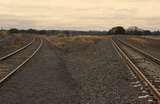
[142,35,160,40]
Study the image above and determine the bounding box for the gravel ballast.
[61,39,150,104]
[0,40,80,104]
[0,37,151,104]
[127,36,160,59]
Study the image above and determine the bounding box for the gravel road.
[0,37,152,104]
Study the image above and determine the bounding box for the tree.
[108,26,125,34]
[8,28,19,33]
[151,30,160,35]
[143,30,151,35]
[126,26,152,35]
[126,26,143,35]
[27,29,37,33]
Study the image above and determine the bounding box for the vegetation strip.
[0,38,43,84]
[112,39,160,103]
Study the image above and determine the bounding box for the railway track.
[112,38,160,103]
[0,35,33,58]
[0,37,43,84]
[0,38,34,61]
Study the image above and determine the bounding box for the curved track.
[0,38,34,61]
[112,38,160,103]
[0,37,43,84]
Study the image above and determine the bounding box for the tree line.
[2,26,160,35]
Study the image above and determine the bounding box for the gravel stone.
[61,39,150,104]
[0,38,152,104]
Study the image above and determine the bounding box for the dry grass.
[127,37,147,44]
[9,34,26,48]
[49,35,111,47]
[0,31,8,39]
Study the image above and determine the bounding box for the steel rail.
[0,38,34,61]
[118,39,160,65]
[0,38,43,84]
[112,39,160,103]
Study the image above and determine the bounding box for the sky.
[0,0,160,30]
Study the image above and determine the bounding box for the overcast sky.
[0,0,160,30]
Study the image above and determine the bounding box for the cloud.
[0,0,160,30]
[0,14,36,29]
